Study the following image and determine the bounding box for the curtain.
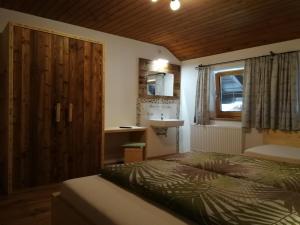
[242,57,273,129]
[242,52,300,131]
[194,67,210,125]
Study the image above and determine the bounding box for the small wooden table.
[104,127,147,164]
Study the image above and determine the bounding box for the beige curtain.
[194,67,210,125]
[242,57,273,129]
[242,52,300,131]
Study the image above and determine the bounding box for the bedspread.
[167,152,300,193]
[101,154,300,225]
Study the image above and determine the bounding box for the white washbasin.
[148,119,184,128]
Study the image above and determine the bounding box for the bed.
[52,145,300,225]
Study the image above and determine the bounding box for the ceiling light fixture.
[170,0,181,11]
[151,0,181,11]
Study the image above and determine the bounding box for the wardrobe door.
[68,39,103,178]
[13,26,52,189]
[12,26,103,190]
[0,25,11,193]
[51,34,70,182]
[83,41,103,174]
[12,27,70,189]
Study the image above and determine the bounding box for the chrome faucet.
[161,113,164,120]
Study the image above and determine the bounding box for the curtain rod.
[195,50,299,70]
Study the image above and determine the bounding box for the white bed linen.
[244,144,300,164]
[60,175,195,225]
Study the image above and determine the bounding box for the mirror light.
[170,0,181,11]
[153,58,169,71]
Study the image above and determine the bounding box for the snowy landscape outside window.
[215,70,244,120]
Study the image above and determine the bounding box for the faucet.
[161,113,164,120]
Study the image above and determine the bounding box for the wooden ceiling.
[1,0,300,60]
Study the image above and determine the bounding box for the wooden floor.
[0,184,60,225]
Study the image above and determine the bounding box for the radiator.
[191,125,243,154]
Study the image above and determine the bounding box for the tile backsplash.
[143,103,177,120]
[137,98,180,126]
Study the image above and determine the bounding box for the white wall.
[0,8,180,128]
[180,38,300,152]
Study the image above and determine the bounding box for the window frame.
[215,69,244,121]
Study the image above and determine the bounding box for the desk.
[104,127,147,164]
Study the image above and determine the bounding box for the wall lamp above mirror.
[152,58,169,71]
[139,58,181,99]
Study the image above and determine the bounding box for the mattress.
[244,144,300,164]
[60,175,195,225]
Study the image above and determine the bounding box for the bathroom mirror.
[139,58,181,99]
[146,72,174,97]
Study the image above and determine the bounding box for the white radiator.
[191,125,243,154]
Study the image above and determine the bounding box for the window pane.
[220,74,243,112]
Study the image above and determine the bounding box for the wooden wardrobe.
[0,23,104,193]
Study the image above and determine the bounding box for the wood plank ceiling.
[1,0,300,60]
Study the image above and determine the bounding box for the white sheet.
[244,144,300,164]
[60,175,195,225]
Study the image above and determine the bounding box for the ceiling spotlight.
[170,0,181,11]
[151,0,181,10]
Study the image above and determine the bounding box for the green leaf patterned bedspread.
[167,152,300,193]
[100,152,300,225]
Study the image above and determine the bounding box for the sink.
[148,119,184,128]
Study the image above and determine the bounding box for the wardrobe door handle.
[56,103,61,123]
[68,103,73,123]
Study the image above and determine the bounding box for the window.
[215,70,244,120]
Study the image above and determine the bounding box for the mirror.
[139,58,181,99]
[147,72,174,96]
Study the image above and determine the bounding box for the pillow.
[244,144,300,164]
